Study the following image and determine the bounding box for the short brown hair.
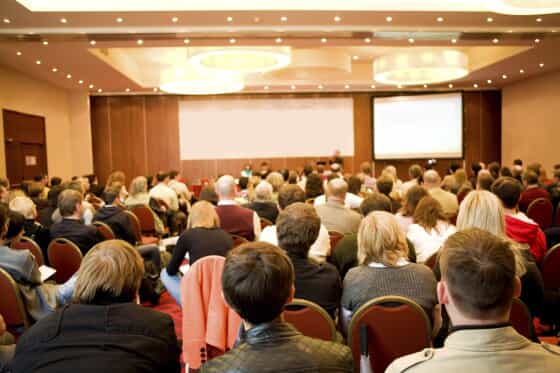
[522,170,539,185]
[413,196,446,231]
[360,193,392,216]
[222,242,294,324]
[376,176,393,196]
[277,203,320,256]
[400,185,429,217]
[477,172,495,191]
[440,229,516,319]
[73,240,144,304]
[58,189,83,217]
[278,184,305,209]
[491,177,522,209]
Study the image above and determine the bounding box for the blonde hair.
[106,171,126,188]
[454,168,468,186]
[129,176,148,196]
[357,211,408,266]
[9,196,36,219]
[187,201,220,229]
[72,240,144,304]
[266,172,285,193]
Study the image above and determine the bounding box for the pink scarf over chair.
[180,255,241,370]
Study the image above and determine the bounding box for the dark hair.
[303,164,314,177]
[409,164,423,180]
[102,186,121,205]
[222,242,294,324]
[83,174,97,185]
[449,162,461,174]
[33,175,44,182]
[238,177,249,190]
[277,203,320,257]
[513,159,523,166]
[168,170,179,180]
[440,229,515,319]
[0,204,8,233]
[522,170,539,185]
[47,185,63,208]
[279,169,289,182]
[376,176,393,196]
[6,211,25,240]
[360,193,392,216]
[278,185,305,210]
[0,178,9,188]
[304,173,324,199]
[58,189,83,217]
[399,185,429,217]
[199,186,218,205]
[499,167,512,177]
[27,182,44,198]
[50,177,62,187]
[554,169,560,179]
[526,163,541,177]
[347,176,362,195]
[471,163,482,176]
[287,171,298,185]
[488,162,500,179]
[64,181,84,194]
[156,172,169,182]
[477,173,495,191]
[491,177,522,209]
[413,196,447,230]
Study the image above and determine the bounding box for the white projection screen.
[373,93,463,159]
[179,97,354,160]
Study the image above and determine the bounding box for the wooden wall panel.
[91,91,501,185]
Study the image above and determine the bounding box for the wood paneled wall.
[90,91,501,185]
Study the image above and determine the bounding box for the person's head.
[488,162,500,179]
[357,211,408,266]
[384,165,398,179]
[78,176,90,193]
[376,176,393,197]
[254,181,273,202]
[303,164,314,177]
[187,201,220,229]
[347,176,362,195]
[27,182,44,199]
[499,167,512,177]
[413,196,446,230]
[457,190,505,238]
[58,189,83,218]
[287,171,298,185]
[522,170,539,187]
[0,185,8,204]
[65,180,85,196]
[6,211,25,242]
[215,175,236,200]
[400,185,429,217]
[277,203,320,257]
[168,170,180,180]
[238,177,249,191]
[471,162,482,176]
[50,177,62,187]
[438,229,520,323]
[101,186,121,205]
[554,169,560,183]
[199,186,219,205]
[304,173,324,199]
[278,185,305,210]
[526,163,541,177]
[9,196,37,220]
[449,162,461,174]
[360,162,372,176]
[129,176,148,196]
[73,240,144,305]
[454,168,467,186]
[476,171,495,191]
[513,159,523,167]
[47,185,63,208]
[266,172,284,193]
[260,161,270,172]
[83,174,98,186]
[156,171,170,184]
[106,171,126,188]
[243,163,252,171]
[422,170,441,189]
[279,169,289,182]
[326,178,348,203]
[408,164,423,180]
[0,178,10,189]
[491,177,522,210]
[222,242,294,326]
[360,193,392,216]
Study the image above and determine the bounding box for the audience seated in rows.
[519,170,551,213]
[149,172,179,212]
[200,242,353,372]
[315,178,362,234]
[243,181,279,223]
[423,170,459,218]
[313,177,364,210]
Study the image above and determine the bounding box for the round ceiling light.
[189,47,291,74]
[487,0,560,15]
[159,67,244,95]
[374,49,469,86]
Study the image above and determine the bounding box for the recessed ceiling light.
[535,38,541,43]
[508,30,514,33]
[89,84,94,89]
[290,85,296,90]
[78,80,84,84]
[275,37,283,43]
[42,40,48,45]
[16,51,22,56]
[51,67,58,72]
[473,83,479,88]
[552,30,557,33]
[436,17,444,22]
[364,37,371,43]
[423,84,428,88]
[280,16,288,22]
[125,88,131,92]
[536,18,543,23]
[502,74,508,79]
[493,38,499,43]
[97,88,102,93]
[334,16,341,22]
[153,87,158,92]
[226,16,233,23]
[539,62,544,67]
[3,18,10,24]
[137,39,143,45]
[519,69,525,73]
[386,16,393,22]
[60,18,67,23]
[451,38,457,44]
[66,74,72,79]
[487,17,493,23]
[408,38,415,43]
[318,84,323,89]
[264,85,269,90]
[352,55,359,60]
[116,17,123,23]
[229,38,236,44]
[321,37,328,43]
[397,84,403,89]
[90,40,96,45]
[370,84,376,89]
[35,60,41,65]
[344,84,350,89]
[171,17,179,23]
[487,79,492,84]
[448,83,454,88]
[183,38,190,44]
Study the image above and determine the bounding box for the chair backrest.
[122,210,142,244]
[231,234,249,248]
[260,217,273,230]
[348,296,432,373]
[284,298,337,342]
[527,198,553,230]
[541,243,560,291]
[424,252,438,270]
[11,236,44,267]
[130,205,157,236]
[47,238,83,283]
[509,298,534,340]
[555,205,560,226]
[93,221,115,241]
[328,231,344,253]
[0,267,30,334]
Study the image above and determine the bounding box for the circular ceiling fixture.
[264,49,352,81]
[159,67,244,95]
[487,0,560,15]
[374,49,469,86]
[189,47,291,74]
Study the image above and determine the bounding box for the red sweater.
[505,214,547,265]
[519,187,550,213]
[215,205,255,241]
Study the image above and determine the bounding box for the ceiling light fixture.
[352,55,359,60]
[374,49,469,86]
[536,17,543,22]
[487,17,494,22]
[408,38,415,43]
[487,1,560,15]
[318,84,323,89]
[437,17,444,22]
[487,79,492,84]
[451,38,457,44]
[334,16,341,22]
[66,73,72,78]
[90,40,96,45]
[493,38,499,43]
[189,47,291,74]
[159,67,244,95]
[448,83,454,88]
[229,38,236,44]
[16,51,22,56]
[364,37,372,43]
[344,84,350,89]
[535,38,541,43]
[137,39,143,45]
[183,38,190,44]
[35,60,41,64]
[423,84,428,88]
[60,17,67,23]
[116,17,123,23]
[280,16,288,22]
[502,74,508,79]
[473,83,479,88]
[264,85,269,90]
[78,80,83,84]
[171,17,178,23]
[519,69,525,73]
[51,67,57,72]
[226,16,233,22]
[97,88,102,92]
[397,84,403,89]
[42,40,48,45]
[291,85,296,90]
[3,18,10,24]
[89,84,94,89]
[125,88,130,92]
[386,16,393,22]
[153,87,158,92]
[539,62,544,67]
[321,37,328,43]
[275,37,283,43]
[370,84,376,89]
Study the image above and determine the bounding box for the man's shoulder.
[386,348,436,373]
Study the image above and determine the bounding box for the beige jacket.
[428,187,459,217]
[386,325,560,373]
[315,201,362,235]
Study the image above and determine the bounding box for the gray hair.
[255,181,273,202]
[216,175,236,199]
[129,176,148,196]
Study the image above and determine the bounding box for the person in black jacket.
[10,239,180,373]
[93,186,136,245]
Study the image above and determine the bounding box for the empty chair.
[0,267,30,336]
[348,296,432,373]
[93,221,115,241]
[541,243,560,291]
[130,205,158,237]
[11,236,45,267]
[527,198,553,230]
[47,238,83,283]
[122,210,158,245]
[284,298,337,342]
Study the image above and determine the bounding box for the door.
[3,110,48,187]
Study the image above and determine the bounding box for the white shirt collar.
[368,257,409,268]
[218,199,238,206]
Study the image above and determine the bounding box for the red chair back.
[284,299,336,341]
[231,234,249,248]
[527,198,553,230]
[260,217,273,230]
[0,267,30,335]
[122,210,142,244]
[348,296,432,373]
[509,298,534,339]
[541,243,560,291]
[130,205,157,236]
[11,237,44,266]
[556,206,560,226]
[424,252,438,270]
[93,221,115,241]
[47,238,83,283]
[328,231,344,253]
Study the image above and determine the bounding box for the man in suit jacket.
[50,189,103,255]
[315,178,362,235]
[93,186,135,245]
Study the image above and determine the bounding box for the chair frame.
[231,234,249,247]
[47,238,83,283]
[11,236,45,267]
[284,298,337,342]
[0,267,31,331]
[93,221,115,240]
[510,298,535,340]
[541,243,560,290]
[122,210,143,244]
[130,205,158,237]
[527,197,553,230]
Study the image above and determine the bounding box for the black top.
[243,201,279,223]
[166,227,233,275]
[49,218,103,255]
[23,219,51,262]
[93,206,136,245]
[11,303,180,373]
[288,252,341,319]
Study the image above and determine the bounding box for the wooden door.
[3,110,48,187]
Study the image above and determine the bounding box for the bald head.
[216,175,236,200]
[327,178,348,203]
[423,170,441,188]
